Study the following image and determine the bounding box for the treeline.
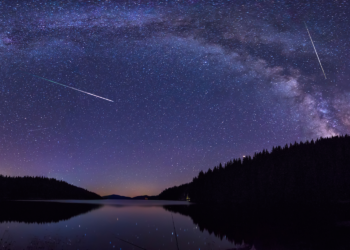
[159,135,350,204]
[0,176,101,200]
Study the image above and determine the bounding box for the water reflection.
[0,201,102,224]
[163,204,350,250]
[1,201,350,250]
[0,200,237,250]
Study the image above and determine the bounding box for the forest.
[158,135,350,205]
[0,176,101,200]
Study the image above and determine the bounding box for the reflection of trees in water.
[0,231,87,250]
[0,201,99,250]
[0,201,102,224]
[0,230,13,250]
[163,204,350,250]
[26,234,86,250]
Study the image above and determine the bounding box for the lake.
[1,200,350,250]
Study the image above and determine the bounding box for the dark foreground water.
[1,200,350,250]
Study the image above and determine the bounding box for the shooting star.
[31,74,114,102]
[304,22,327,79]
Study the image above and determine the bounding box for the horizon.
[1,0,349,197]
[2,134,345,197]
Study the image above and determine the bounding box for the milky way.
[1,0,349,196]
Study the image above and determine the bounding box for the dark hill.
[159,135,350,205]
[0,176,101,200]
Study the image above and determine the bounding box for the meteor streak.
[31,74,114,102]
[304,22,327,79]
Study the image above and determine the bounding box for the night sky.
[1,0,349,197]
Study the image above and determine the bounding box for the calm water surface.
[1,200,350,250]
[0,200,241,250]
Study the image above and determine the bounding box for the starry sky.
[1,0,349,197]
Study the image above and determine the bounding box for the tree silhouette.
[0,176,101,200]
[159,135,350,205]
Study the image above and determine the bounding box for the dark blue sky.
[1,0,349,196]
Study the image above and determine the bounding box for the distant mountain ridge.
[0,176,101,200]
[103,194,132,200]
[132,195,158,200]
[103,194,158,200]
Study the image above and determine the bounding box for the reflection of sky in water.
[0,200,238,250]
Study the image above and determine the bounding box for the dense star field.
[0,0,349,196]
